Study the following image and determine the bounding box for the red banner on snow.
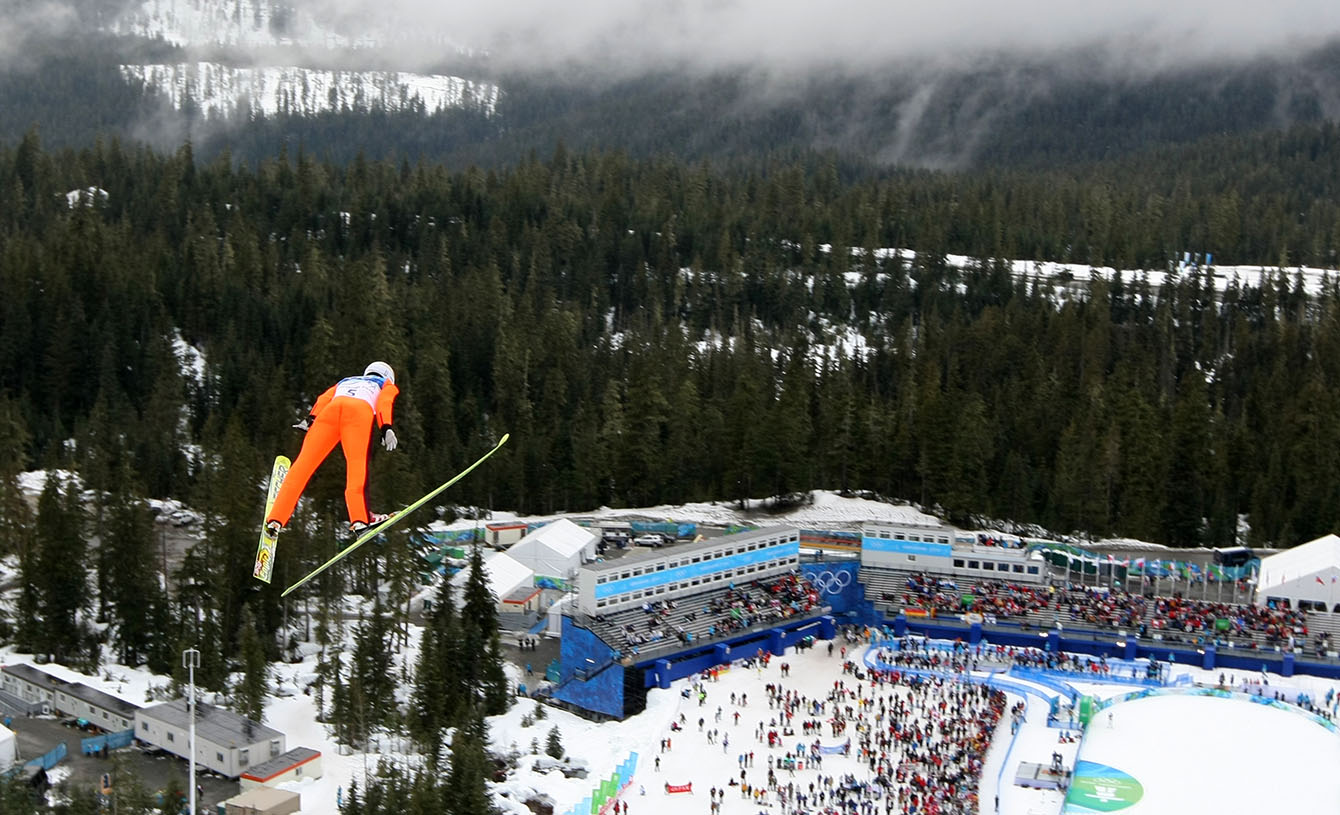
[664,782,693,794]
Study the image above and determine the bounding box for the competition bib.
[334,375,384,411]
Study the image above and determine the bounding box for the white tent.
[1257,534,1340,613]
[450,550,534,602]
[506,519,597,580]
[0,723,15,772]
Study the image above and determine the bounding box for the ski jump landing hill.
[1064,687,1340,815]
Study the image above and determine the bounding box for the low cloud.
[369,0,1340,77]
[0,0,79,69]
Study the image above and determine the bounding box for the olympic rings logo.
[806,569,854,595]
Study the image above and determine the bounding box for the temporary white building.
[0,723,15,772]
[506,519,598,582]
[546,594,573,636]
[450,550,535,609]
[1257,534,1340,614]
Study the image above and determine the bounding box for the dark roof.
[139,699,282,748]
[59,682,140,718]
[2,664,139,716]
[1,664,59,688]
[240,746,321,782]
[503,585,542,604]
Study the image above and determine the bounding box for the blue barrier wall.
[553,617,626,719]
[630,521,697,539]
[80,727,135,755]
[800,562,864,615]
[25,742,66,771]
[893,615,1340,682]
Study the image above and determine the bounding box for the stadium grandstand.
[543,520,1338,721]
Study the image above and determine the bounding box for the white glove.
[293,418,311,431]
[382,427,398,451]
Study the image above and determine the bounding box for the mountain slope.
[3,3,1340,170]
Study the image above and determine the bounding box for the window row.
[953,558,1040,576]
[594,557,798,608]
[871,529,952,545]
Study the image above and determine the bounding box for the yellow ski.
[252,455,291,583]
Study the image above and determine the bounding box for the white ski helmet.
[364,361,395,385]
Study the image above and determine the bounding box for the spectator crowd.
[612,572,822,653]
[883,571,1310,651]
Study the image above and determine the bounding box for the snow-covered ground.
[1064,692,1340,814]
[5,630,1339,815]
[6,484,1328,813]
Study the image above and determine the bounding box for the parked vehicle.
[633,534,665,548]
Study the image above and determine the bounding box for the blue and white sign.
[595,542,799,599]
[861,536,952,558]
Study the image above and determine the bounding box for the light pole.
[183,647,200,815]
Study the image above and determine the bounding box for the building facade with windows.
[0,664,58,715]
[53,682,139,731]
[860,522,1044,584]
[0,664,139,727]
[135,700,284,778]
[576,526,801,615]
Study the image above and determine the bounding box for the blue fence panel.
[80,734,107,755]
[106,729,134,750]
[630,521,681,537]
[26,741,67,771]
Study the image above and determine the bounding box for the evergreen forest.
[3,126,1340,563]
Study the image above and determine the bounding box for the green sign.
[1063,761,1144,813]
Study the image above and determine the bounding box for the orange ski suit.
[266,375,399,527]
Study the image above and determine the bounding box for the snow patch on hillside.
[64,187,108,208]
[172,331,206,385]
[430,491,942,535]
[823,244,1338,298]
[121,62,499,117]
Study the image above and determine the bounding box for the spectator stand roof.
[1257,533,1340,601]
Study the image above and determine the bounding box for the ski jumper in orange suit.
[266,374,398,528]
